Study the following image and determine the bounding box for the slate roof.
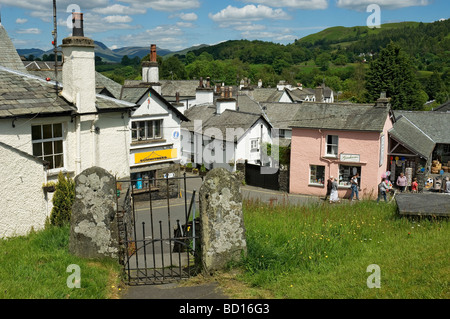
[250,88,284,103]
[393,110,450,145]
[25,64,123,100]
[120,83,188,121]
[0,66,75,118]
[182,104,271,142]
[284,88,315,102]
[289,102,390,132]
[260,102,305,130]
[0,25,28,73]
[433,100,450,112]
[389,116,435,159]
[0,65,134,118]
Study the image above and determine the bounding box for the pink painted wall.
[289,115,393,199]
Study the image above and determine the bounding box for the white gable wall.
[129,93,183,168]
[0,144,47,238]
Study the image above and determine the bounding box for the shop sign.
[340,154,360,163]
[135,149,177,164]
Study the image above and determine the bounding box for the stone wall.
[69,167,119,259]
[199,168,247,274]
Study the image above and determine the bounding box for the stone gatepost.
[69,167,119,260]
[199,168,247,274]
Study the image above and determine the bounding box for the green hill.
[296,22,422,46]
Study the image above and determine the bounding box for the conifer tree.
[365,42,428,110]
[50,172,75,227]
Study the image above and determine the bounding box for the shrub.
[50,172,75,227]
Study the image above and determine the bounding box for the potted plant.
[185,162,193,172]
[192,168,199,174]
[42,181,56,193]
[199,164,207,176]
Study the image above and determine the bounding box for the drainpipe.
[91,114,99,167]
[76,93,82,175]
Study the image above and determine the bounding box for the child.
[411,178,418,193]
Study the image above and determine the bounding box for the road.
[124,173,321,273]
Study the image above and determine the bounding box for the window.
[310,165,325,186]
[131,120,163,141]
[250,139,259,152]
[32,123,64,170]
[338,165,361,187]
[326,135,338,157]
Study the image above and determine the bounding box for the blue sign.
[173,130,180,139]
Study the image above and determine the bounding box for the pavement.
[120,282,228,299]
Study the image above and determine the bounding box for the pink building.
[289,96,394,199]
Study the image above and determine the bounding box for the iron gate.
[245,162,280,191]
[116,173,203,285]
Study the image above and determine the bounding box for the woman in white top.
[329,177,340,203]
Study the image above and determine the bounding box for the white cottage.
[119,46,189,187]
[0,13,134,237]
[181,88,273,171]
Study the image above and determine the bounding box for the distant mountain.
[18,41,210,63]
[17,48,45,59]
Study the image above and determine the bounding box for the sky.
[0,0,448,52]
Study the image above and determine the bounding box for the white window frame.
[131,119,163,141]
[326,135,339,157]
[31,123,65,171]
[309,165,325,186]
[338,165,361,188]
[250,138,259,152]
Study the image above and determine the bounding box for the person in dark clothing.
[324,176,332,200]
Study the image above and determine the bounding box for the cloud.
[336,0,431,10]
[209,4,291,23]
[102,15,133,24]
[16,28,41,34]
[15,18,28,24]
[92,4,146,15]
[179,12,198,21]
[239,0,329,10]
[119,0,200,12]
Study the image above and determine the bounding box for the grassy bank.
[0,225,123,299]
[237,200,449,299]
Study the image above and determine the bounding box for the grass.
[0,225,124,299]
[225,200,449,299]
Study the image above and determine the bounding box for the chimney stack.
[142,44,161,94]
[61,12,96,113]
[216,86,237,115]
[375,92,391,108]
[195,76,214,105]
[315,85,324,103]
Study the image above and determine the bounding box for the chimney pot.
[150,44,157,63]
[72,13,84,37]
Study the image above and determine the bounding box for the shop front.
[130,147,181,201]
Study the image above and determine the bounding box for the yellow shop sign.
[135,149,177,164]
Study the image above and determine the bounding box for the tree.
[161,56,187,80]
[315,52,331,71]
[365,42,427,110]
[50,172,75,227]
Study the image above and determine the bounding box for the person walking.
[324,176,332,201]
[350,173,360,201]
[377,178,390,203]
[329,177,340,203]
[411,177,418,193]
[396,172,407,192]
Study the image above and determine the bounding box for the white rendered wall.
[0,144,47,238]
